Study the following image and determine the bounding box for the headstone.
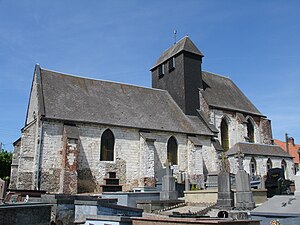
[294,171,300,196]
[0,178,5,201]
[235,151,255,210]
[184,172,190,191]
[217,153,233,209]
[265,168,287,197]
[206,171,218,189]
[160,162,178,200]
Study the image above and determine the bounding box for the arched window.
[250,157,256,177]
[167,136,178,165]
[221,118,229,151]
[247,119,254,143]
[100,129,115,161]
[281,159,287,179]
[266,158,272,171]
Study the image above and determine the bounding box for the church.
[9,37,294,194]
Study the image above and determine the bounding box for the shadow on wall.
[77,138,97,193]
[153,143,163,179]
[203,159,208,181]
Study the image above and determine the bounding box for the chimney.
[288,137,295,146]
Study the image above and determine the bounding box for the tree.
[0,149,13,181]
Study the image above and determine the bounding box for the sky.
[0,0,299,151]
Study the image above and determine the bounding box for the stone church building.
[9,37,294,194]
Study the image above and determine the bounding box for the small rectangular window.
[158,64,164,78]
[168,57,175,71]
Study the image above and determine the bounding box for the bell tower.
[150,36,204,116]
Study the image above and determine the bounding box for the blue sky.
[0,0,299,150]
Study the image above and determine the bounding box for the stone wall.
[26,70,39,125]
[9,140,21,189]
[14,121,39,190]
[40,121,64,193]
[228,156,295,180]
[184,189,267,206]
[209,109,266,148]
[260,118,273,145]
[14,119,217,193]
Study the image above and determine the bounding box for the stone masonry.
[11,118,216,193]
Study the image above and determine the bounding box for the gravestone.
[217,153,233,209]
[0,178,5,201]
[184,172,190,191]
[235,151,255,210]
[160,162,178,201]
[294,171,300,196]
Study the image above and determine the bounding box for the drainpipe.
[35,117,44,190]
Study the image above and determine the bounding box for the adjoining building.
[9,37,294,194]
[275,137,300,174]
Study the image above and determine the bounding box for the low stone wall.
[131,216,260,225]
[251,189,268,205]
[184,189,218,204]
[102,191,160,208]
[0,203,52,225]
[184,189,267,206]
[41,194,118,224]
[74,199,143,223]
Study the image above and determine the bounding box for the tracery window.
[100,129,115,161]
[167,136,178,165]
[247,119,255,143]
[221,118,229,151]
[266,158,272,171]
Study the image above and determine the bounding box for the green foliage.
[0,149,13,181]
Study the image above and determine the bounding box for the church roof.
[226,142,293,158]
[38,67,215,136]
[151,36,204,70]
[202,71,264,117]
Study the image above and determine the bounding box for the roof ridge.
[40,67,168,93]
[176,35,189,44]
[202,70,231,80]
[238,142,280,147]
[151,37,203,70]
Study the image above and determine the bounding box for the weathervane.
[173,30,177,45]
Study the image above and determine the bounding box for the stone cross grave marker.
[160,159,178,200]
[235,150,255,210]
[217,152,233,209]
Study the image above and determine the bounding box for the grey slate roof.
[226,142,293,158]
[202,71,264,116]
[39,68,214,136]
[188,136,205,146]
[151,36,204,70]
